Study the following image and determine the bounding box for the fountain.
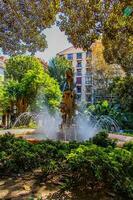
[12,68,120,142]
[12,112,39,128]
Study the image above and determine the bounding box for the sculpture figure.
[60,68,76,131]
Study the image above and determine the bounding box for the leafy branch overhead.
[0,0,132,73]
[0,0,60,55]
[58,0,133,73]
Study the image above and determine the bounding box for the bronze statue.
[60,68,76,131]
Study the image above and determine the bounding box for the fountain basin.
[26,138,43,144]
[0,128,36,137]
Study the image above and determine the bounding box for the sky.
[35,25,72,63]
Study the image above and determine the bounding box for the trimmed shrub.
[91,131,116,148]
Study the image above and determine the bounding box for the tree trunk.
[16,98,28,115]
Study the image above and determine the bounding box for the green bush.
[123,141,133,152]
[91,131,117,148]
[0,133,80,173]
[64,145,133,198]
[0,133,132,198]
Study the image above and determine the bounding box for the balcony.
[86,86,92,94]
[76,73,82,76]
[76,69,82,76]
[85,75,92,85]
[76,86,82,94]
[76,61,82,68]
[76,77,82,85]
[86,94,92,103]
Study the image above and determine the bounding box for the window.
[95,89,103,96]
[77,61,82,68]
[86,51,91,57]
[85,75,92,84]
[76,94,81,101]
[86,68,91,74]
[77,52,82,60]
[86,86,92,94]
[67,53,73,60]
[77,69,82,76]
[86,94,92,102]
[77,86,81,93]
[76,77,82,84]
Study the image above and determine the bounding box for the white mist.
[37,108,62,140]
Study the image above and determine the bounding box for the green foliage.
[0,80,10,112]
[65,145,133,198]
[115,112,133,130]
[0,1,60,55]
[6,55,44,81]
[4,55,61,112]
[92,131,116,148]
[0,1,132,73]
[87,100,111,116]
[109,76,133,112]
[123,141,133,152]
[0,133,132,198]
[32,72,62,112]
[0,134,79,173]
[58,0,133,73]
[5,56,45,108]
[48,57,72,91]
[87,97,133,130]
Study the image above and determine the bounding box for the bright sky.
[35,25,72,63]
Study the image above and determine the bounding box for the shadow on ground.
[0,170,124,200]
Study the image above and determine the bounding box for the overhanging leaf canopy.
[0,0,59,55]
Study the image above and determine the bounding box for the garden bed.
[0,132,133,199]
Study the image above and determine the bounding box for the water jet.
[12,69,120,141]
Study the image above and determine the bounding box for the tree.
[91,40,125,99]
[48,57,72,91]
[109,76,133,112]
[5,55,61,114]
[58,0,133,73]
[32,73,62,112]
[0,1,132,73]
[0,0,59,55]
[102,2,133,74]
[0,78,9,112]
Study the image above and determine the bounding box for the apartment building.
[57,46,93,103]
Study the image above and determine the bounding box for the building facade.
[57,46,93,103]
[57,43,125,104]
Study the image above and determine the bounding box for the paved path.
[109,133,133,142]
[0,129,133,143]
